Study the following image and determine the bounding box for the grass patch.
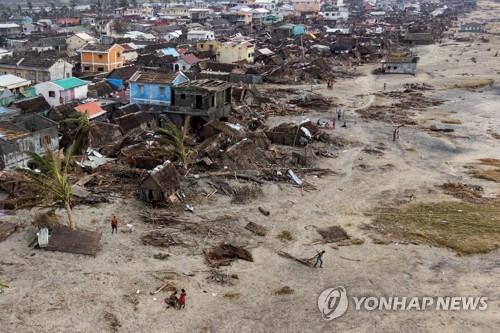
[441,119,462,125]
[437,183,484,202]
[445,79,494,90]
[471,158,500,182]
[223,292,241,299]
[273,286,294,295]
[369,201,500,255]
[276,230,294,242]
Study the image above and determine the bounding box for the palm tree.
[64,113,92,155]
[21,147,76,230]
[155,118,192,170]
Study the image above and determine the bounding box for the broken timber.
[276,250,313,267]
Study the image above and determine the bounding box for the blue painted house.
[130,72,189,106]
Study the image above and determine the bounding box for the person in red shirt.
[177,289,187,309]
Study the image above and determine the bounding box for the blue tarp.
[105,78,124,89]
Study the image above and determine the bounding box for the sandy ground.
[2,3,500,333]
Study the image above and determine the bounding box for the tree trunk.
[65,202,76,230]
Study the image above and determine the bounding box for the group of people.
[165,289,187,310]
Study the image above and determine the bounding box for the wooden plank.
[43,226,101,256]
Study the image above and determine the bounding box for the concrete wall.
[217,43,255,63]
[35,81,61,106]
[48,60,74,81]
[35,82,88,106]
[382,62,417,74]
[0,126,58,170]
[130,82,173,106]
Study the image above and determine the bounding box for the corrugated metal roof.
[0,74,30,87]
[52,77,88,90]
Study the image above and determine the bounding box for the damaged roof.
[131,72,177,84]
[0,121,28,141]
[176,79,232,91]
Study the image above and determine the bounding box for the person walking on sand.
[111,215,118,234]
[313,250,326,268]
[165,291,178,309]
[178,289,187,309]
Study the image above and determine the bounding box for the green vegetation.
[371,201,500,255]
[155,118,192,170]
[21,148,76,229]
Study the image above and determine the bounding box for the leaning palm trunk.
[21,146,76,230]
[155,117,192,170]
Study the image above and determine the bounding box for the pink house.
[292,0,321,14]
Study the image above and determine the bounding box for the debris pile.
[204,243,253,268]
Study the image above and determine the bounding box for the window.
[159,86,166,96]
[98,54,103,59]
[97,67,104,72]
[195,95,203,109]
[84,66,90,71]
[138,85,144,93]
[211,95,215,107]
[200,43,204,48]
[117,52,121,57]
[48,91,55,98]
[180,93,186,99]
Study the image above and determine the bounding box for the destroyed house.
[171,80,232,121]
[130,72,189,106]
[402,32,434,45]
[381,56,418,75]
[459,22,485,33]
[139,162,180,203]
[0,114,58,170]
[114,111,157,133]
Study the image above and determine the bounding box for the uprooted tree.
[155,117,192,170]
[20,147,76,230]
[64,113,92,154]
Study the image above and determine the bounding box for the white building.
[0,74,31,94]
[66,32,96,55]
[35,77,88,107]
[187,30,215,41]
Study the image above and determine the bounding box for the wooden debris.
[258,207,270,216]
[317,226,349,243]
[204,243,253,268]
[276,250,312,267]
[141,211,189,226]
[245,222,268,236]
[0,221,18,242]
[141,230,184,248]
[103,312,121,332]
[41,226,101,256]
